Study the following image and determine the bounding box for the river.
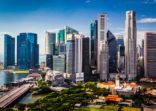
[0,71,43,104]
[0,71,28,85]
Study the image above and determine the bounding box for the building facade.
[144,32,156,78]
[97,13,109,81]
[4,34,15,68]
[17,33,39,69]
[125,11,137,80]
[66,34,83,82]
[45,32,56,69]
[90,20,98,67]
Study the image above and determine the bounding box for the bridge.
[0,84,31,108]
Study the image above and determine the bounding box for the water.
[0,71,28,85]
[18,92,44,104]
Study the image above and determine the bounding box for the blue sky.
[0,0,156,61]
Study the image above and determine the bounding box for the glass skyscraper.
[4,34,15,68]
[17,33,39,69]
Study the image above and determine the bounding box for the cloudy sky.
[0,0,156,62]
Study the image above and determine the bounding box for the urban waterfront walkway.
[0,84,31,108]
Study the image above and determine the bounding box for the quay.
[0,84,31,108]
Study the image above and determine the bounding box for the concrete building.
[97,13,109,81]
[144,32,156,78]
[66,34,84,82]
[125,11,137,80]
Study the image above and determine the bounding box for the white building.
[45,70,64,86]
[125,11,137,80]
[97,13,109,81]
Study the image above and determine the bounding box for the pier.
[0,84,31,108]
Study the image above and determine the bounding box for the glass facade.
[90,20,98,66]
[4,34,15,68]
[17,33,39,69]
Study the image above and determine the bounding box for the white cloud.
[138,18,156,23]
[143,0,156,4]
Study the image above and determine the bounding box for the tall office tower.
[45,31,56,55]
[97,13,109,81]
[66,34,83,82]
[125,11,137,80]
[90,20,98,67]
[107,30,117,73]
[4,34,15,68]
[58,26,79,55]
[45,32,56,69]
[82,37,91,82]
[17,33,39,69]
[144,32,156,78]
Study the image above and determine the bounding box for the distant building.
[125,11,137,80]
[82,37,91,81]
[144,32,156,78]
[46,54,53,69]
[45,32,56,69]
[17,33,39,69]
[97,13,109,81]
[107,30,117,73]
[90,20,98,66]
[53,55,65,73]
[4,34,15,68]
[58,26,79,55]
[116,35,125,73]
[45,32,56,55]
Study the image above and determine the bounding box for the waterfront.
[0,71,27,85]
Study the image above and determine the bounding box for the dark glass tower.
[90,20,98,67]
[17,33,39,69]
[82,37,91,82]
[107,30,117,73]
[4,34,15,68]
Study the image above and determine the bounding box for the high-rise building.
[66,34,83,82]
[90,20,98,66]
[97,13,109,81]
[45,32,56,69]
[58,26,79,55]
[45,32,56,55]
[17,33,39,69]
[125,11,137,80]
[144,32,156,78]
[4,34,15,68]
[107,30,117,73]
[82,37,91,82]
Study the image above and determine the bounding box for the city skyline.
[0,0,156,60]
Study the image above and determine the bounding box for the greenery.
[121,106,141,111]
[32,80,51,95]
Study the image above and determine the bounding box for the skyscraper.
[90,20,98,66]
[125,11,137,80]
[17,33,39,69]
[82,37,91,82]
[107,30,117,73]
[66,34,83,82]
[45,32,56,69]
[144,32,156,78]
[97,13,109,81]
[4,34,15,68]
[45,32,56,55]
